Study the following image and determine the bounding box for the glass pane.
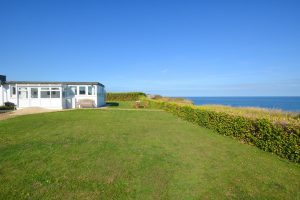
[41,91,50,98]
[19,91,28,98]
[11,86,16,97]
[19,87,27,91]
[70,86,77,95]
[51,91,60,98]
[51,87,60,90]
[31,88,38,98]
[79,86,86,95]
[88,86,93,95]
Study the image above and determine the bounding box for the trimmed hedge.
[145,99,300,163]
[106,92,146,101]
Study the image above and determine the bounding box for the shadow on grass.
[106,102,119,107]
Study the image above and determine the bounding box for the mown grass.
[0,109,299,199]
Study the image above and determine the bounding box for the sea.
[183,97,300,112]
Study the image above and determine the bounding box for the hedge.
[106,92,146,101]
[145,99,300,163]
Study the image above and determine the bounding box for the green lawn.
[0,109,299,199]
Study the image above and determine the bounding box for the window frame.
[31,88,39,98]
[88,86,94,95]
[10,86,16,97]
[40,88,51,98]
[51,88,60,98]
[40,87,61,98]
[69,86,77,96]
[18,87,28,99]
[79,86,86,95]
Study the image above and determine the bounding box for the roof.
[5,81,104,87]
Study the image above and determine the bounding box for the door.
[18,87,30,107]
[29,87,40,107]
[66,98,72,109]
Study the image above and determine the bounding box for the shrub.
[106,102,119,107]
[0,102,16,110]
[106,92,146,101]
[145,99,300,163]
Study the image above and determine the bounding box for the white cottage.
[0,75,106,109]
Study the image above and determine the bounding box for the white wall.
[3,85,15,105]
[5,84,63,109]
[0,85,3,106]
[63,85,98,108]
[2,83,106,109]
[5,85,18,107]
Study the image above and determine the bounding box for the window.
[51,91,60,98]
[88,86,93,95]
[11,86,16,97]
[51,87,60,98]
[62,87,67,97]
[41,91,50,98]
[40,87,61,98]
[18,87,28,99]
[70,86,77,95]
[79,86,86,95]
[41,88,50,98]
[31,88,38,98]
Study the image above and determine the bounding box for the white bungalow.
[0,75,106,109]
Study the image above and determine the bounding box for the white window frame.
[18,87,28,99]
[40,87,51,98]
[51,87,60,98]
[79,86,86,95]
[88,86,94,95]
[30,87,39,98]
[10,85,16,98]
[68,86,77,96]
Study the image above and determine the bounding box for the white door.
[18,87,30,107]
[29,88,40,107]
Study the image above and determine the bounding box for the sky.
[0,0,299,96]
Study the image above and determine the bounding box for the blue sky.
[0,0,299,96]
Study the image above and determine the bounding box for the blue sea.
[183,97,300,112]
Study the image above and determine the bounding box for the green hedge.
[145,99,300,163]
[106,92,146,101]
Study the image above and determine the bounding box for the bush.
[0,102,16,110]
[106,102,119,107]
[145,99,300,163]
[106,92,146,101]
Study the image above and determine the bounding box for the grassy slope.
[0,110,299,200]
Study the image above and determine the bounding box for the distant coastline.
[181,96,300,112]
